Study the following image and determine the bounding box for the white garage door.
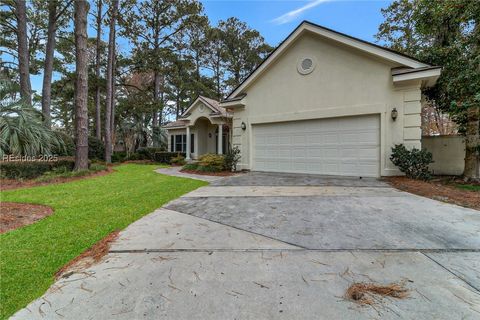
[252,115,380,177]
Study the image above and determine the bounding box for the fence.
[422,135,465,176]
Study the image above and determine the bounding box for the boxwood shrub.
[0,158,76,180]
[170,154,186,166]
[153,152,186,163]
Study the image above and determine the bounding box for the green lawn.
[456,184,480,192]
[0,164,207,319]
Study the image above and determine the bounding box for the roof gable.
[181,96,220,117]
[227,21,430,99]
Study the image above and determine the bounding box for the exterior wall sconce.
[391,108,398,121]
[241,122,247,130]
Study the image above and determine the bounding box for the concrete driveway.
[12,172,480,319]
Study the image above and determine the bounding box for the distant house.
[163,21,441,177]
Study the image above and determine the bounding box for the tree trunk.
[15,0,32,105]
[175,96,180,119]
[94,0,102,140]
[104,0,117,163]
[152,71,160,127]
[159,91,164,125]
[111,50,116,148]
[41,0,58,128]
[74,0,89,170]
[463,105,480,179]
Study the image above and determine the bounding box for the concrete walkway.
[12,172,480,319]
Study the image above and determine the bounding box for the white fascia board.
[393,68,442,86]
[219,100,246,109]
[304,24,429,69]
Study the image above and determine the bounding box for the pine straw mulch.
[55,230,120,280]
[386,176,480,210]
[345,281,409,306]
[0,202,54,234]
[0,167,114,191]
[180,169,238,176]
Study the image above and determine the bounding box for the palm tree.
[0,78,64,157]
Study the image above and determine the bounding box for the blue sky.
[30,0,391,93]
[202,0,390,46]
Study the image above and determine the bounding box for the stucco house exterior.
[163,21,441,177]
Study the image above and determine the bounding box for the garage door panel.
[252,115,380,177]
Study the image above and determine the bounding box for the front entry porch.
[186,117,230,160]
[163,96,232,160]
[167,117,230,160]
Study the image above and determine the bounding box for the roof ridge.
[226,20,431,99]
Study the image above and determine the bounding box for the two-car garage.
[223,22,440,177]
[252,115,380,177]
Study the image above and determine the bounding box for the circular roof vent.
[297,56,316,75]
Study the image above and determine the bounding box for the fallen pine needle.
[345,281,409,305]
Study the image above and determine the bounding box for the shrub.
[52,132,75,156]
[198,153,225,172]
[196,164,222,172]
[125,152,142,161]
[153,152,185,163]
[170,154,186,166]
[224,146,241,171]
[50,134,103,159]
[182,163,199,171]
[88,136,105,160]
[137,147,166,160]
[390,144,434,180]
[89,163,107,172]
[0,158,76,180]
[35,163,107,183]
[111,152,127,163]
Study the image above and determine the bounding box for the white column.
[186,126,191,160]
[217,124,223,155]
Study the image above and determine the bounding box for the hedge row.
[137,147,166,160]
[0,158,76,179]
[153,152,186,163]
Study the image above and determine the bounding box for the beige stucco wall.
[422,135,465,176]
[231,31,423,176]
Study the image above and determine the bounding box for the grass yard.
[0,164,207,319]
[456,184,480,192]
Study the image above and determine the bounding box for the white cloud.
[271,0,331,25]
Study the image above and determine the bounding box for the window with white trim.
[170,134,194,153]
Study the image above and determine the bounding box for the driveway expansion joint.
[421,252,480,293]
[109,248,480,253]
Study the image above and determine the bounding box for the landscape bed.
[386,176,479,210]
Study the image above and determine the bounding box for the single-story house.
[163,21,441,177]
